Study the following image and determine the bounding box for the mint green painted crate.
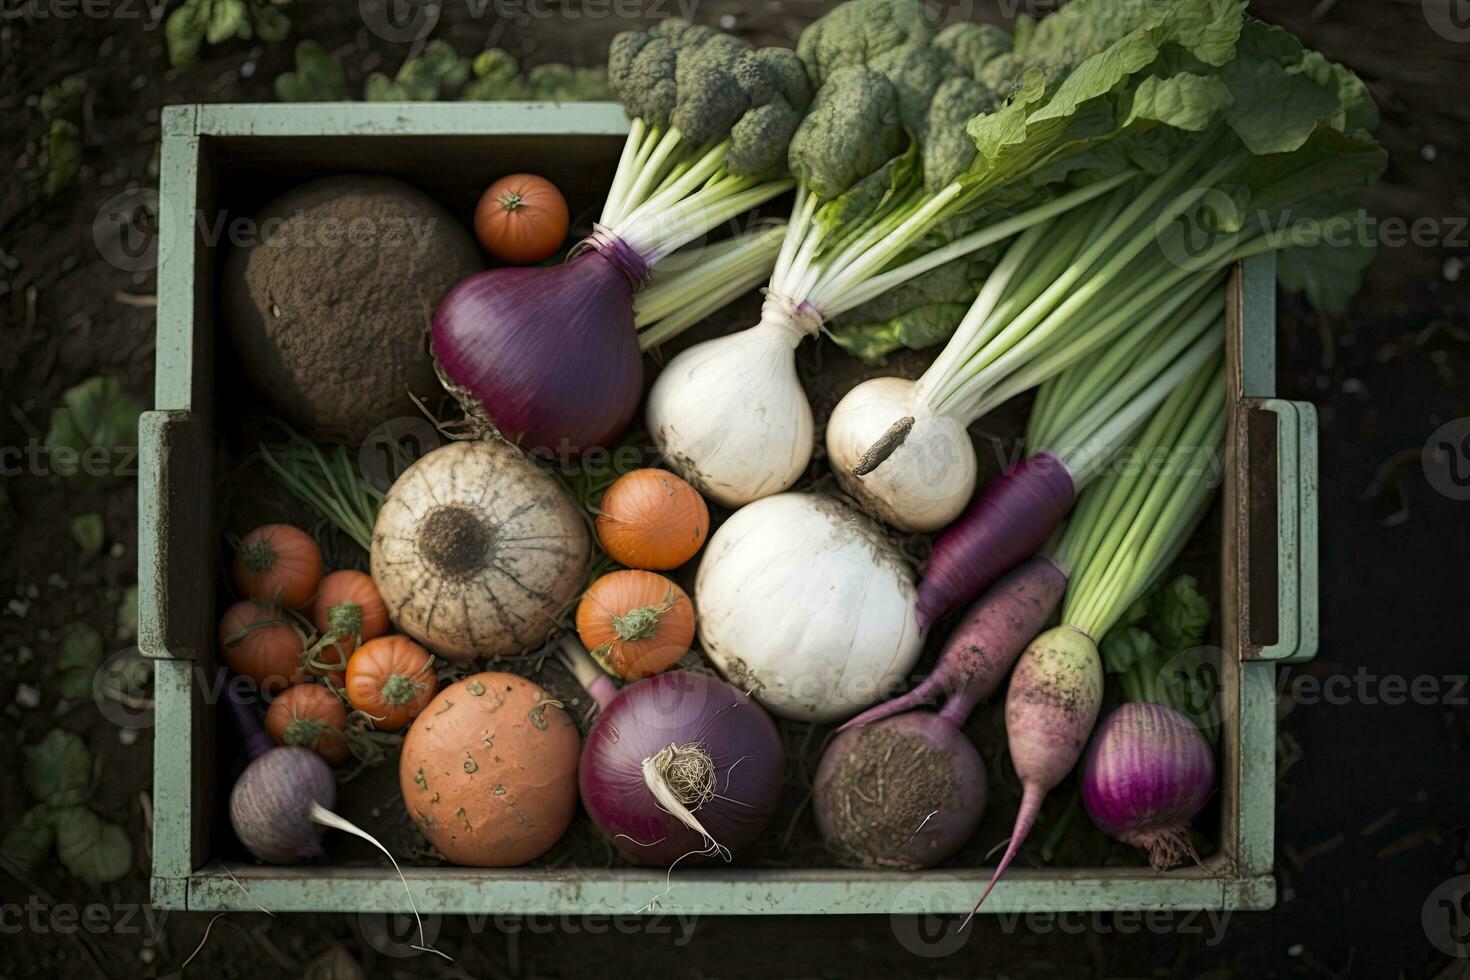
[140,102,1318,915]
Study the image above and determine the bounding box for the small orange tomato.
[596,469,709,570]
[265,683,350,765]
[233,524,322,609]
[575,569,694,680]
[345,635,438,732]
[473,173,569,264]
[220,599,309,695]
[310,570,390,661]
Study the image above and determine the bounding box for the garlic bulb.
[826,377,977,532]
[645,294,820,508]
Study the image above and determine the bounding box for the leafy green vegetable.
[40,76,88,121]
[45,376,144,482]
[70,513,104,557]
[274,40,350,102]
[24,730,92,807]
[53,806,133,884]
[365,40,469,101]
[116,585,139,641]
[57,625,105,701]
[1100,574,1220,742]
[1149,574,1210,652]
[830,302,971,364]
[167,0,293,70]
[1100,625,1163,676]
[1,806,56,870]
[45,120,81,197]
[829,253,989,362]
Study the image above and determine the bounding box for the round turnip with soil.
[370,439,590,661]
[814,712,986,870]
[222,174,481,440]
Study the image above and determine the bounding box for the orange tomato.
[310,569,390,663]
[595,469,709,571]
[345,635,438,732]
[265,682,350,765]
[220,599,309,695]
[575,569,694,680]
[473,173,569,264]
[233,524,322,609]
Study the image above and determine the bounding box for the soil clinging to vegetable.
[221,174,482,441]
[818,724,963,870]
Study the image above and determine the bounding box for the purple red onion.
[432,235,648,455]
[578,668,785,867]
[1080,702,1216,870]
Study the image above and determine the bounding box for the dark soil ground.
[2,2,1468,978]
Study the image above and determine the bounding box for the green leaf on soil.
[45,119,82,197]
[57,624,105,701]
[255,4,290,44]
[45,376,145,480]
[117,585,139,640]
[275,40,350,102]
[40,76,88,122]
[70,513,104,557]
[1,806,57,869]
[53,807,133,884]
[23,729,92,807]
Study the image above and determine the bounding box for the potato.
[222,175,481,440]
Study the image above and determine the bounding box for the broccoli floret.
[611,31,679,125]
[923,77,1001,191]
[796,0,939,89]
[933,22,1012,78]
[788,65,905,199]
[727,99,804,177]
[869,40,955,143]
[671,32,749,144]
[607,21,811,177]
[735,47,813,112]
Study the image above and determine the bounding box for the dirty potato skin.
[221,174,482,441]
[399,672,580,866]
[370,440,590,661]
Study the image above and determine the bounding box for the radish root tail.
[836,673,945,732]
[962,782,1045,929]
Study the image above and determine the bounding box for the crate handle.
[139,410,207,661]
[1238,398,1319,663]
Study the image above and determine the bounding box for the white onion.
[695,492,925,723]
[645,295,817,507]
[825,377,977,532]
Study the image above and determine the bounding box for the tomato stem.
[498,191,524,212]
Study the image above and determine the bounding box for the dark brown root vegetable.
[370,440,590,661]
[221,174,482,440]
[813,712,986,870]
